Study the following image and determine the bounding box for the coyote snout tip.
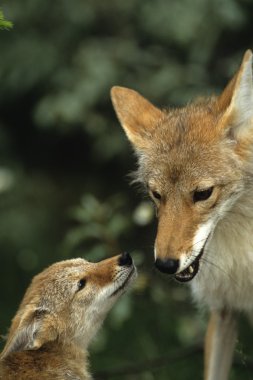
[154,257,179,274]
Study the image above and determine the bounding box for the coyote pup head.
[111,50,253,282]
[1,253,136,358]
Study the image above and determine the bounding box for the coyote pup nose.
[155,258,179,274]
[118,252,133,266]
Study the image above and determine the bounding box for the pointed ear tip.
[110,85,120,95]
[110,86,125,102]
[110,86,133,98]
[243,49,253,62]
[110,86,140,107]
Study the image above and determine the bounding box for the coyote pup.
[0,252,136,379]
[111,50,253,380]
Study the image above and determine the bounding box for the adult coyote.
[111,50,253,380]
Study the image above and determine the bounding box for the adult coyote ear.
[111,86,163,150]
[218,49,253,140]
[1,306,58,359]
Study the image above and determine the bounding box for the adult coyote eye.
[77,278,86,291]
[193,187,213,203]
[152,190,161,200]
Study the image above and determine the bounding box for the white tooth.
[189,265,194,274]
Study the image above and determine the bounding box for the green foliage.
[0,9,12,30]
[65,194,132,259]
[0,0,253,378]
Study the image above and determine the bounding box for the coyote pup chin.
[111,50,253,380]
[0,252,136,380]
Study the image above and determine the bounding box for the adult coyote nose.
[155,258,179,274]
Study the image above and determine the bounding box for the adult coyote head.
[111,50,253,282]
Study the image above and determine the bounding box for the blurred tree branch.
[95,343,202,379]
[95,343,253,379]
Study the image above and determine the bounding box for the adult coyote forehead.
[111,50,253,380]
[0,253,136,380]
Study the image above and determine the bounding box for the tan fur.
[111,50,253,380]
[0,255,136,379]
[111,86,163,150]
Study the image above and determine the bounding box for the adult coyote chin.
[111,50,253,380]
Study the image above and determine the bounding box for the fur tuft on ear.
[1,306,58,359]
[218,49,253,139]
[111,86,163,150]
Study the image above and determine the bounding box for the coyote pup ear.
[111,86,163,150]
[218,49,253,139]
[1,307,57,359]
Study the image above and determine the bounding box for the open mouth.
[174,247,204,283]
[175,237,210,283]
[110,267,136,297]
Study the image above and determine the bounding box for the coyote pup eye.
[193,187,213,203]
[152,191,161,200]
[77,278,86,291]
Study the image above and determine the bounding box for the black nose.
[155,258,179,274]
[118,252,133,267]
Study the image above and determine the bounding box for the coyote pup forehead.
[21,258,114,309]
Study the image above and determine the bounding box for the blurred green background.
[1,0,253,379]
